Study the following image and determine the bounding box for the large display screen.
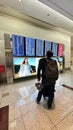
[25,37,35,56]
[36,39,44,56]
[13,57,40,79]
[45,41,52,55]
[52,42,58,56]
[12,34,25,56]
[58,43,64,56]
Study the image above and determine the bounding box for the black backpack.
[43,59,58,80]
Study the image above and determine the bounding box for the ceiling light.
[19,0,22,2]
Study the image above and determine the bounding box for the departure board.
[36,39,44,56]
[12,35,24,56]
[25,37,35,56]
[52,42,58,56]
[45,41,52,55]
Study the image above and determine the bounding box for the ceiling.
[0,0,73,35]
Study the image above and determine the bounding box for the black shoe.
[47,101,52,109]
[36,98,40,104]
[48,105,52,109]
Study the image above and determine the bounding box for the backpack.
[43,59,58,80]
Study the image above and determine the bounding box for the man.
[37,50,58,109]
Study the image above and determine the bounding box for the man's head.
[46,50,53,58]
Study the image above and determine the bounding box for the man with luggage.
[37,50,58,109]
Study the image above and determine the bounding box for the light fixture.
[19,0,22,2]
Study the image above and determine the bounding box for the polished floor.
[0,70,73,130]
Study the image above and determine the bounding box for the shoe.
[36,98,40,104]
[47,100,52,109]
[48,105,52,109]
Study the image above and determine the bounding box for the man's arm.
[37,59,42,81]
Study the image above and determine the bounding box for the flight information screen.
[36,39,44,56]
[52,42,58,56]
[12,35,24,56]
[25,37,35,56]
[45,41,52,55]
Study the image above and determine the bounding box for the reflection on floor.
[0,70,73,130]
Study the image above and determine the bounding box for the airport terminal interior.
[0,0,73,130]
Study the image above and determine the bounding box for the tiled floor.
[0,70,73,130]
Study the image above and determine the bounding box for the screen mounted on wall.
[58,43,64,56]
[13,57,41,79]
[25,37,35,56]
[36,39,44,56]
[52,42,58,56]
[45,41,52,55]
[12,34,25,56]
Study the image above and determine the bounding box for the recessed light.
[19,0,22,2]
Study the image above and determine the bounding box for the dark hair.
[22,58,28,64]
[46,50,53,58]
[22,60,25,64]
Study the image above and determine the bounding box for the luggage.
[35,82,44,91]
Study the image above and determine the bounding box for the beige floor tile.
[55,94,73,110]
[51,127,58,130]
[19,100,43,116]
[55,86,71,97]
[9,117,25,130]
[19,103,29,116]
[1,95,19,107]
[26,91,38,103]
[23,110,54,130]
[56,112,73,130]
[0,86,4,95]
[9,103,22,122]
[43,101,70,125]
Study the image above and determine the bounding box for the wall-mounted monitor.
[13,57,41,79]
[12,34,25,56]
[52,42,58,56]
[45,41,52,55]
[58,43,64,56]
[36,39,44,56]
[25,37,35,56]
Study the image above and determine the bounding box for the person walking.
[37,50,58,109]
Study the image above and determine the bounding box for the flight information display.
[25,37,35,56]
[45,41,52,55]
[36,39,44,56]
[52,42,58,56]
[12,35,24,56]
